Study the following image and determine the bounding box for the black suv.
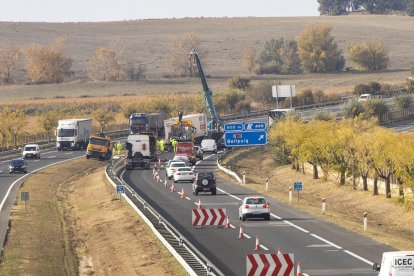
[192,172,216,195]
[9,158,28,174]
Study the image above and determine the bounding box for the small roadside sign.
[116,185,125,194]
[294,182,302,191]
[21,192,30,209]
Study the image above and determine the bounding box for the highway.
[122,151,394,276]
[0,149,86,254]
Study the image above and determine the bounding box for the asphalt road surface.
[122,151,394,276]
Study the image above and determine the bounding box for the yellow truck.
[86,134,112,160]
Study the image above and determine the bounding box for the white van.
[358,94,372,102]
[373,251,414,276]
[22,144,41,159]
[200,139,217,153]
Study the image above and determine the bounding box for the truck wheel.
[86,155,90,159]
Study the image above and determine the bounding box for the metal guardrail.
[106,158,223,276]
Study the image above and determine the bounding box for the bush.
[368,81,381,95]
[297,89,314,106]
[313,112,334,121]
[406,78,414,93]
[395,95,412,111]
[313,90,325,103]
[354,84,370,96]
[344,100,364,118]
[365,99,389,117]
[228,76,250,90]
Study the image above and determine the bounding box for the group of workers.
[112,141,123,156]
[156,138,177,153]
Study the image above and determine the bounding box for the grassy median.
[0,158,185,276]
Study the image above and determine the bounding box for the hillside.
[0,15,413,100]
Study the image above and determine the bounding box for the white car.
[201,139,217,153]
[358,93,372,102]
[173,167,195,183]
[173,154,190,165]
[22,144,41,159]
[239,196,270,221]
[166,161,186,179]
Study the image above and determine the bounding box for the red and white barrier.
[246,253,294,276]
[192,208,226,227]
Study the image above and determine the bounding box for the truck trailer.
[125,134,157,169]
[56,119,92,151]
[164,113,208,144]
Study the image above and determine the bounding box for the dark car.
[194,145,203,160]
[9,158,28,174]
[216,137,227,150]
[192,172,216,195]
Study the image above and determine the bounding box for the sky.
[0,0,319,22]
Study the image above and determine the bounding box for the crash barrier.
[246,253,294,276]
[106,158,224,276]
[192,208,227,227]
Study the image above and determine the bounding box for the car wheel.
[168,176,172,180]
[211,188,216,195]
[195,190,198,196]
[265,214,271,221]
[174,180,177,183]
[242,215,246,221]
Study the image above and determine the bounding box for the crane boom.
[190,48,220,131]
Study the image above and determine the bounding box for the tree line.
[243,23,391,75]
[318,0,414,16]
[270,116,414,200]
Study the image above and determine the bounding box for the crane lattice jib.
[190,49,218,125]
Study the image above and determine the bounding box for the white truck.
[164,113,208,144]
[125,134,157,169]
[373,251,414,276]
[56,119,92,151]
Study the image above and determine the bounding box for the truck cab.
[175,141,196,165]
[86,134,112,160]
[373,251,414,276]
[125,134,156,169]
[56,119,92,150]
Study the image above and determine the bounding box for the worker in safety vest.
[156,140,161,152]
[172,139,177,153]
[159,139,165,152]
[116,141,122,155]
[112,143,116,156]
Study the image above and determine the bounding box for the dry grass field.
[0,15,413,101]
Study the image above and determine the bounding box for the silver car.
[239,196,270,221]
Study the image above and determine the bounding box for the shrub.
[313,90,325,103]
[313,112,334,121]
[395,95,412,111]
[406,78,414,93]
[354,84,370,95]
[365,99,389,117]
[228,76,250,90]
[344,99,364,118]
[297,89,314,106]
[368,81,381,95]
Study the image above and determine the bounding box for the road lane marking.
[48,156,56,158]
[306,244,334,248]
[260,244,269,251]
[310,234,342,249]
[283,220,310,233]
[0,155,83,212]
[344,250,374,266]
[217,188,241,200]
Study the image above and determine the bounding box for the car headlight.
[9,166,14,169]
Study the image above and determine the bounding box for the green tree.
[297,23,345,73]
[348,39,389,70]
[258,38,284,74]
[2,108,27,146]
[280,40,301,74]
[317,0,348,15]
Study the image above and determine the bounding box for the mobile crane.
[190,48,223,138]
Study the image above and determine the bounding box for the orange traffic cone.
[171,183,175,192]
[255,236,260,251]
[239,224,244,239]
[297,262,302,276]
[181,188,185,199]
[198,198,202,209]
[225,216,230,229]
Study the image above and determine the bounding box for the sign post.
[293,181,302,202]
[21,192,30,209]
[116,185,125,202]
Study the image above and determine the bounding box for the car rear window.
[178,168,192,172]
[171,163,186,167]
[246,198,266,204]
[197,172,214,178]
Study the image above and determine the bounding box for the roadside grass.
[0,159,186,276]
[221,147,414,250]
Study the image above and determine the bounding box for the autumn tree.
[1,108,27,146]
[243,46,257,73]
[297,23,345,73]
[348,39,389,70]
[24,38,73,84]
[168,32,202,77]
[41,111,60,142]
[88,47,121,81]
[0,43,20,84]
[94,108,115,133]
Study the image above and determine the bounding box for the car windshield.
[89,137,108,146]
[58,128,76,137]
[246,198,266,205]
[197,172,214,179]
[24,146,37,151]
[11,160,25,165]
